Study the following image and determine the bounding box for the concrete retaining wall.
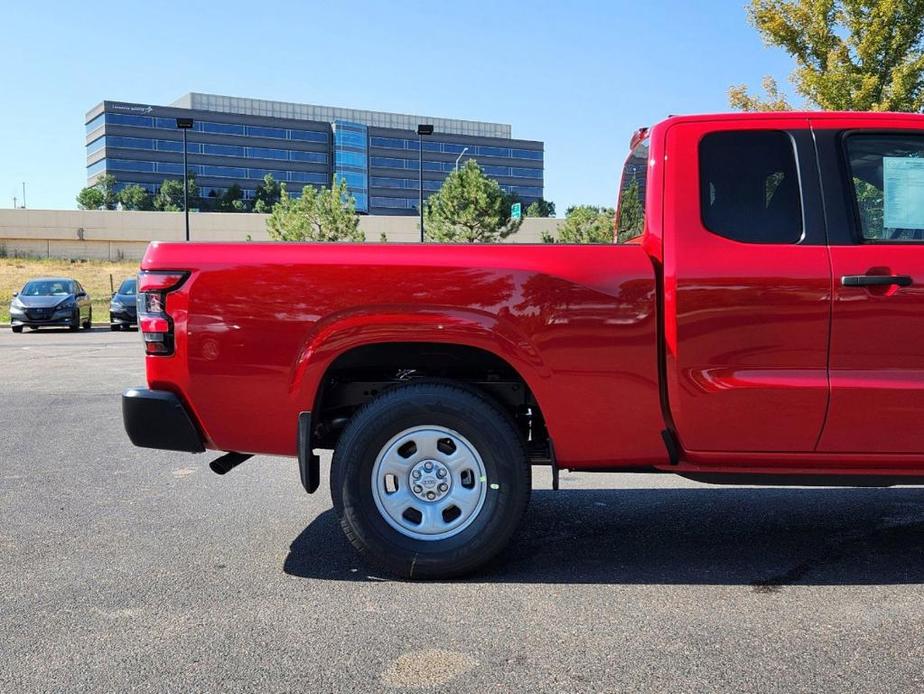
[0,209,561,261]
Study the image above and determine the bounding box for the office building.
[85,93,544,215]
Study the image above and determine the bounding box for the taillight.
[138,271,188,356]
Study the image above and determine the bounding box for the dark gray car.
[110,277,138,330]
[9,277,92,333]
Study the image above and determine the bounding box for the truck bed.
[141,241,667,469]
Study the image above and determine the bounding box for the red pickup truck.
[124,111,924,577]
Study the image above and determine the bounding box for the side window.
[699,130,803,244]
[845,134,924,242]
[616,138,648,243]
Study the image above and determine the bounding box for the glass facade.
[333,120,369,213]
[370,184,542,212]
[368,176,541,199]
[93,135,328,164]
[370,136,542,160]
[369,156,541,179]
[85,113,105,135]
[91,158,326,184]
[371,196,416,209]
[117,181,265,201]
[86,136,106,155]
[86,109,331,197]
[100,112,329,142]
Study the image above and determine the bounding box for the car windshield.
[21,280,73,296]
[118,279,137,296]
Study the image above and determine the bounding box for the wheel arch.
[304,335,551,454]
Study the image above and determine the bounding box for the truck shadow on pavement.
[283,487,924,585]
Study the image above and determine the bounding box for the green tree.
[616,179,644,243]
[153,180,183,211]
[855,179,884,233]
[543,205,615,244]
[731,0,924,111]
[76,186,105,210]
[424,160,522,242]
[216,183,247,212]
[96,174,119,210]
[117,184,153,211]
[253,174,282,213]
[729,76,794,111]
[525,199,556,217]
[154,174,198,212]
[266,177,363,242]
[77,174,119,210]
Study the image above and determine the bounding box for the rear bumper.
[122,388,206,453]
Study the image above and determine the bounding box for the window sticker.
[883,157,924,230]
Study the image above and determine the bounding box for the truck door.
[663,119,832,453]
[813,117,924,453]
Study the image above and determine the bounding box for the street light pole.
[175,118,194,241]
[416,124,433,242]
[418,135,422,241]
[455,147,469,172]
[21,182,26,209]
[182,127,188,239]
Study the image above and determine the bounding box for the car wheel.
[110,324,120,331]
[69,309,80,331]
[82,308,92,330]
[11,325,23,333]
[331,382,530,579]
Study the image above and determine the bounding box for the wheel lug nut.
[437,469,446,478]
[438,483,447,492]
[413,485,422,494]
[426,491,435,500]
[412,470,421,479]
[424,462,433,471]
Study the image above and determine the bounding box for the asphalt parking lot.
[3,328,924,692]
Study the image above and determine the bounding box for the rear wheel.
[331,382,530,579]
[82,308,92,330]
[11,325,23,333]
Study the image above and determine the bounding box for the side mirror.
[77,291,87,298]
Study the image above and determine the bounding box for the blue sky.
[0,0,794,213]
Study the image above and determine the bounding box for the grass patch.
[1,257,140,324]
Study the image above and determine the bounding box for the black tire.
[69,309,80,331]
[110,324,121,331]
[11,325,23,333]
[331,382,530,579]
[82,308,92,330]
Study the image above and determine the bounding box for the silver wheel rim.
[371,425,487,541]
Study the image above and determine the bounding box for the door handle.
[841,275,913,287]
